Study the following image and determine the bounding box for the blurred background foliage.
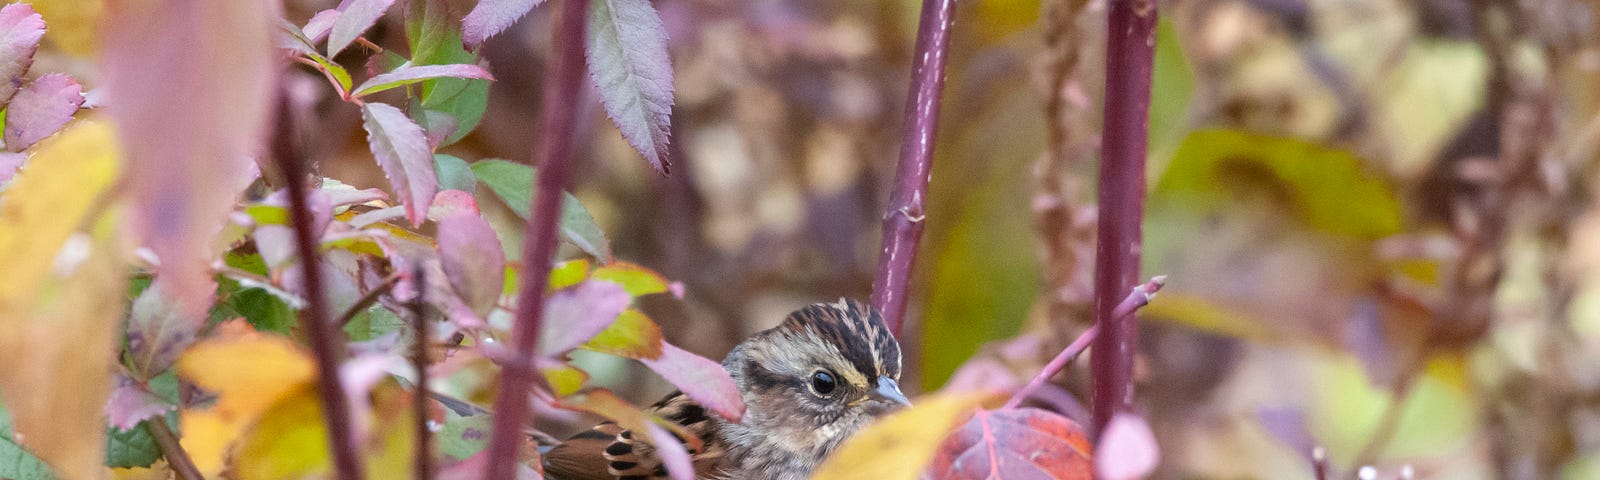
[27,0,1600,477]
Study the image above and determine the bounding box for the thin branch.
[1004,276,1164,409]
[146,420,202,480]
[272,93,364,480]
[410,267,433,480]
[1312,446,1329,480]
[482,0,589,477]
[1090,0,1158,435]
[335,272,403,327]
[870,0,957,336]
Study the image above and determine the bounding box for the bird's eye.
[810,370,837,395]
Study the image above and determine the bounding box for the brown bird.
[542,299,910,480]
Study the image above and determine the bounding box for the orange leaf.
[927,408,1093,479]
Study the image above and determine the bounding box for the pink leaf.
[538,280,631,355]
[437,211,505,317]
[427,189,479,220]
[105,380,173,430]
[586,0,674,174]
[126,280,204,379]
[461,0,546,47]
[352,64,495,98]
[303,9,340,44]
[361,102,438,227]
[104,0,279,319]
[4,73,83,152]
[645,422,694,480]
[327,0,398,57]
[0,151,23,183]
[0,3,44,107]
[1095,413,1159,480]
[640,343,745,422]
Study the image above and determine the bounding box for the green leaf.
[1149,18,1194,172]
[407,0,488,146]
[1155,129,1403,239]
[433,154,476,194]
[344,304,407,342]
[470,159,612,259]
[227,285,297,335]
[438,409,491,460]
[105,420,164,469]
[0,403,56,480]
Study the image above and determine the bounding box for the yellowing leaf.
[581,308,664,360]
[810,390,999,480]
[590,261,669,296]
[0,120,120,308]
[25,0,103,57]
[175,323,317,476]
[541,361,590,397]
[233,387,330,480]
[0,213,127,480]
[549,259,591,290]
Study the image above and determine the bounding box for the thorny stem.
[272,94,364,480]
[335,273,402,327]
[1090,0,1158,435]
[410,267,433,480]
[482,0,588,477]
[870,0,956,336]
[1004,276,1164,410]
[146,420,201,480]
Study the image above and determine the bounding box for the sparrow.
[542,299,911,480]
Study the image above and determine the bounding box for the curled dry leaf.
[927,407,1093,479]
[812,390,999,480]
[0,3,44,106]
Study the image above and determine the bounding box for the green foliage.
[470,159,612,259]
[438,409,492,461]
[1156,129,1404,239]
[0,403,55,480]
[407,0,489,147]
[344,304,408,342]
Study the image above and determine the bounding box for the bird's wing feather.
[541,391,729,480]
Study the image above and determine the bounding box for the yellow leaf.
[0,120,121,309]
[810,390,1000,480]
[26,0,104,57]
[233,387,329,480]
[0,212,128,480]
[176,323,317,477]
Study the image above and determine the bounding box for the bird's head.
[723,299,909,457]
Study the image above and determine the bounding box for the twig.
[335,272,403,327]
[482,0,588,477]
[1090,0,1158,434]
[272,93,364,480]
[1312,446,1329,480]
[146,419,202,480]
[1004,276,1164,409]
[410,267,433,480]
[869,0,957,336]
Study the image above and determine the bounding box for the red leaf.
[537,280,631,355]
[1095,413,1158,480]
[361,102,438,227]
[639,343,745,422]
[437,211,505,317]
[461,0,546,47]
[0,3,44,107]
[928,408,1093,479]
[327,0,398,57]
[4,73,83,152]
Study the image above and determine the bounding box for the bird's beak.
[870,376,912,409]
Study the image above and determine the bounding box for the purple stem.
[410,267,433,480]
[1090,0,1157,434]
[482,0,588,477]
[1004,276,1164,410]
[272,95,364,479]
[870,0,957,336]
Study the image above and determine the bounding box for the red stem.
[482,0,588,477]
[1090,0,1157,434]
[410,268,433,480]
[870,0,957,336]
[272,95,364,479]
[1004,276,1164,410]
